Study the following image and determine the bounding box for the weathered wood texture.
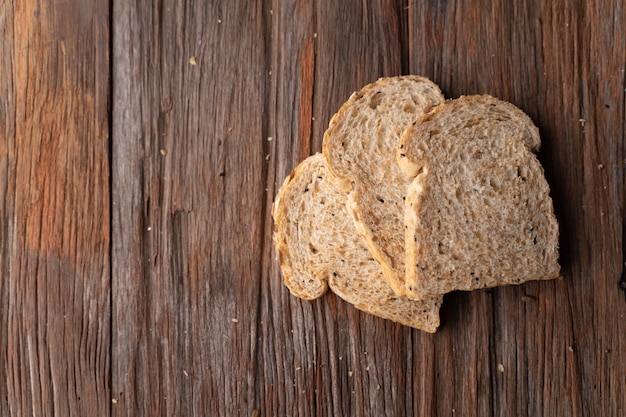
[1,0,625,415]
[0,1,111,416]
[112,1,270,415]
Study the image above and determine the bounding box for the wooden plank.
[111,1,269,415]
[409,0,626,415]
[0,0,111,416]
[263,2,415,415]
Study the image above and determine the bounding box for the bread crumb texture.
[399,95,560,300]
[272,153,441,332]
[322,76,444,296]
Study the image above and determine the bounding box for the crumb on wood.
[189,56,197,65]
[497,364,505,373]
[231,318,238,323]
[160,148,167,155]
[112,399,118,404]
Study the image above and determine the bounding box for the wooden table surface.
[1,0,625,416]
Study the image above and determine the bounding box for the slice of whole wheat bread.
[398,95,560,300]
[322,76,444,296]
[272,153,442,332]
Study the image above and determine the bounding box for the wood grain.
[111,1,269,415]
[1,0,625,415]
[0,0,111,416]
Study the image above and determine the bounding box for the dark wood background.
[1,0,624,415]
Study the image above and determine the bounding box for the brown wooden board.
[0,0,111,415]
[1,0,625,415]
[111,1,271,415]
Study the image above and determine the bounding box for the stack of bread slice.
[272,76,560,332]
